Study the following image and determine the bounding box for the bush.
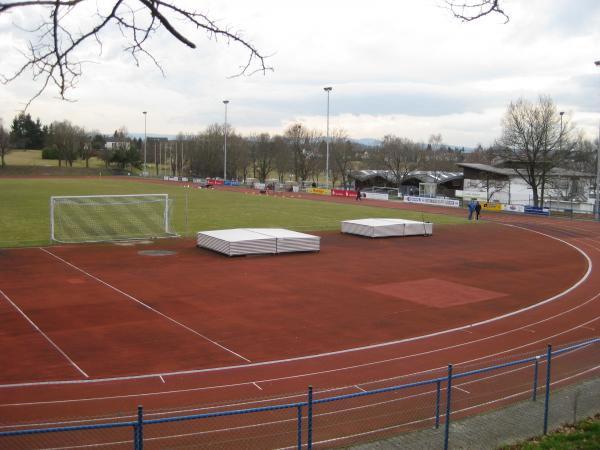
[41,146,60,160]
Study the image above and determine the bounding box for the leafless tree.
[446,0,509,23]
[0,120,11,167]
[251,133,276,183]
[46,120,87,167]
[378,135,423,189]
[330,130,357,189]
[285,123,320,183]
[428,133,443,180]
[496,96,575,207]
[0,1,272,107]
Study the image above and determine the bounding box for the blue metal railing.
[1,337,598,449]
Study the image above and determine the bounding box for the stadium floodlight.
[594,60,600,220]
[223,100,229,181]
[143,111,147,176]
[324,87,333,188]
[50,194,177,243]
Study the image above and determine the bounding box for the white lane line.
[17,223,585,385]
[38,248,251,363]
[252,382,263,391]
[0,288,88,378]
[21,365,598,450]
[3,318,597,411]
[293,364,600,450]
[355,385,366,392]
[2,345,587,430]
[0,223,594,395]
[159,376,165,384]
[454,385,470,394]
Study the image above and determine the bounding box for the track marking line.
[355,385,366,392]
[253,382,263,391]
[0,288,88,378]
[159,376,165,384]
[524,328,536,333]
[292,365,600,450]
[1,345,586,429]
[454,385,470,394]
[38,247,251,363]
[34,364,599,450]
[8,223,582,387]
[0,222,594,399]
[581,326,596,331]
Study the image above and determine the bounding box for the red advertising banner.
[331,189,357,197]
[206,178,224,185]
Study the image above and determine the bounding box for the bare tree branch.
[446,0,509,23]
[0,0,272,108]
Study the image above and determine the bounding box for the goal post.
[50,194,177,243]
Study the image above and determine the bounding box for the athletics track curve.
[0,183,599,449]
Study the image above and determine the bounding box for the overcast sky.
[1,0,599,147]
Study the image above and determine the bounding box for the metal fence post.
[543,345,552,435]
[135,405,143,450]
[532,356,540,401]
[297,405,303,450]
[307,386,313,450]
[444,365,453,450]
[435,380,441,429]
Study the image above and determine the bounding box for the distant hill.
[352,138,381,147]
[351,138,475,152]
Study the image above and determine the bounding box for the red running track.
[0,185,599,448]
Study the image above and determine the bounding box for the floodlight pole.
[595,61,600,220]
[143,111,147,176]
[223,100,229,181]
[324,87,332,188]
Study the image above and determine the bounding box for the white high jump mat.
[197,228,320,256]
[341,218,433,238]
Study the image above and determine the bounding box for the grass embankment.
[1,150,122,176]
[1,150,171,176]
[501,415,600,450]
[0,177,468,247]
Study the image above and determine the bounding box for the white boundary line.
[2,223,587,389]
[0,226,593,390]
[2,341,594,429]
[17,364,598,450]
[38,247,251,363]
[0,288,88,378]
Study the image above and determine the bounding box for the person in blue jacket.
[467,200,476,220]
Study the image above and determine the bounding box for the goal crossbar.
[50,194,177,243]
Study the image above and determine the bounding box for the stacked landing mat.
[341,218,433,238]
[197,228,320,256]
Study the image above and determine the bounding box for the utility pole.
[223,100,229,181]
[324,87,332,188]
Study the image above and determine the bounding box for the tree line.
[1,95,597,208]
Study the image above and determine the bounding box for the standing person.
[467,200,475,220]
[356,188,362,201]
[475,201,482,220]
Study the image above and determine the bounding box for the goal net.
[50,194,177,243]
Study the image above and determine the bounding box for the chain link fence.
[1,338,598,449]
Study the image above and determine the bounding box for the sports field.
[0,177,465,247]
[0,176,598,449]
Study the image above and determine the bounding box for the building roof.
[455,163,513,176]
[350,170,462,184]
[456,163,594,179]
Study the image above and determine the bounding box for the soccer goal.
[50,194,177,243]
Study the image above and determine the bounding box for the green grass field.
[500,415,600,449]
[0,177,468,247]
[5,150,106,168]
